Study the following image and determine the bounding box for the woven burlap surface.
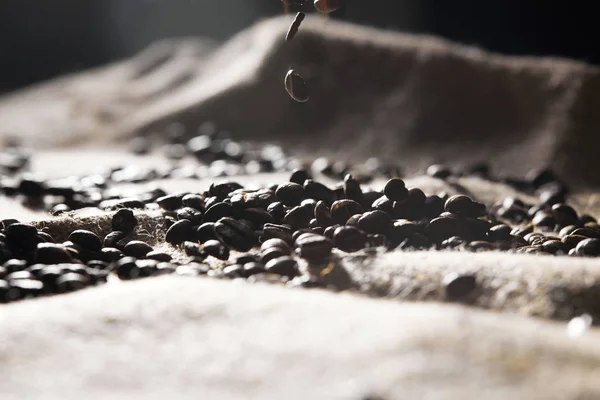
[2,16,600,399]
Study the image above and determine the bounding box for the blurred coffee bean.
[123,241,153,258]
[112,209,137,233]
[284,69,310,103]
[214,217,257,252]
[69,229,102,251]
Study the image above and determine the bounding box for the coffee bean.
[145,251,172,262]
[261,247,289,264]
[260,238,291,253]
[314,0,344,13]
[304,180,336,205]
[35,243,72,264]
[112,209,137,233]
[571,228,600,239]
[203,202,235,223]
[580,215,597,225]
[240,208,274,227]
[286,12,305,41]
[511,224,534,237]
[551,204,578,226]
[345,214,361,227]
[562,234,587,249]
[383,178,408,201]
[330,200,364,225]
[182,194,205,211]
[69,229,102,251]
[265,256,299,278]
[214,217,257,252]
[427,216,465,244]
[104,231,126,248]
[265,202,284,222]
[8,279,44,299]
[5,223,39,249]
[241,262,266,278]
[176,207,203,225]
[343,175,365,206]
[284,204,314,229]
[263,223,294,243]
[313,200,334,227]
[6,271,36,281]
[441,236,465,249]
[532,211,556,229]
[284,69,310,103]
[575,238,600,256]
[156,194,183,211]
[166,219,194,245]
[209,181,243,200]
[276,182,306,206]
[444,273,476,301]
[296,233,333,260]
[323,225,339,239]
[333,226,368,252]
[444,195,485,218]
[424,195,445,219]
[393,188,426,220]
[56,272,88,293]
[541,240,569,255]
[113,257,140,280]
[222,264,243,278]
[289,168,311,186]
[357,210,392,235]
[204,240,230,260]
[427,164,451,179]
[17,177,46,197]
[123,241,153,258]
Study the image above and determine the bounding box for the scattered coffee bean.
[575,238,600,256]
[265,256,299,278]
[204,240,230,260]
[296,233,333,260]
[36,243,73,264]
[333,226,368,252]
[123,240,154,258]
[444,273,477,301]
[69,229,102,252]
[166,219,194,245]
[284,69,310,103]
[214,217,257,252]
[112,209,137,233]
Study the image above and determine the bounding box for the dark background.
[1,1,598,93]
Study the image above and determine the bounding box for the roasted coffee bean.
[203,202,235,223]
[286,12,305,41]
[284,69,310,103]
[532,211,556,228]
[284,203,314,229]
[87,260,109,270]
[314,200,334,227]
[240,208,274,227]
[575,238,600,256]
[424,195,445,219]
[6,271,36,281]
[541,240,569,255]
[209,181,243,200]
[123,240,153,258]
[260,238,291,253]
[223,264,243,279]
[17,177,46,197]
[104,231,126,248]
[35,243,72,264]
[214,217,257,252]
[357,210,392,235]
[1,219,20,230]
[585,222,600,230]
[444,195,485,218]
[511,224,534,237]
[163,216,177,229]
[487,224,512,241]
[562,234,588,249]
[5,223,39,249]
[497,206,529,222]
[393,188,426,220]
[427,216,465,244]
[241,262,266,278]
[526,168,558,189]
[166,219,194,245]
[296,233,333,260]
[383,178,408,201]
[559,225,579,238]
[371,196,394,214]
[204,196,219,210]
[333,226,368,252]
[261,247,289,264]
[37,232,56,243]
[181,194,205,211]
[156,194,183,211]
[8,279,44,299]
[580,215,597,224]
[265,201,285,222]
[194,222,217,243]
[551,203,578,226]
[444,273,477,301]
[112,209,137,233]
[524,232,545,245]
[387,220,418,248]
[136,260,158,277]
[203,240,230,260]
[265,256,299,278]
[314,0,344,13]
[114,257,140,280]
[539,186,566,206]
[56,272,88,293]
[571,228,600,239]
[345,214,361,227]
[145,251,172,262]
[441,236,465,249]
[343,175,365,205]
[289,168,311,186]
[427,164,451,179]
[69,229,102,251]
[304,180,336,205]
[176,207,203,225]
[50,203,71,216]
[323,225,339,239]
[330,200,364,225]
[183,241,207,259]
[276,182,306,207]
[263,223,294,243]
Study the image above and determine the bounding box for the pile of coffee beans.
[1,123,599,305]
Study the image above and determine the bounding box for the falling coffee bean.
[284,69,310,103]
[314,0,344,13]
[286,12,305,41]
